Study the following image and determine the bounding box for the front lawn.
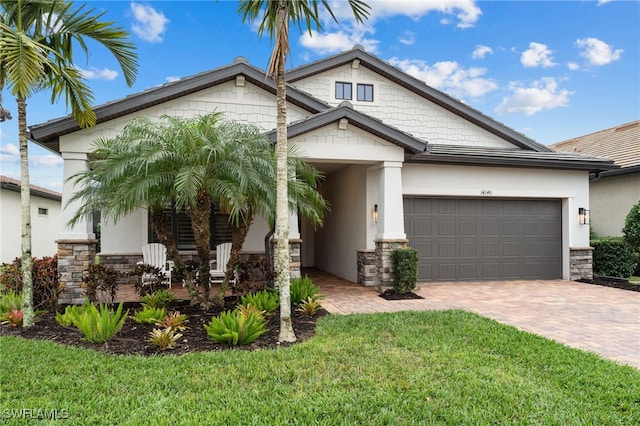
[1,310,638,424]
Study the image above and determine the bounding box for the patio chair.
[137,243,174,288]
[209,242,237,287]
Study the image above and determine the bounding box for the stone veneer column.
[289,239,302,279]
[375,239,408,290]
[57,239,97,304]
[569,247,593,281]
[357,249,378,286]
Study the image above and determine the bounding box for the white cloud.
[388,57,498,99]
[30,155,63,167]
[0,143,19,164]
[495,77,571,116]
[76,67,119,81]
[472,44,493,59]
[398,31,415,46]
[521,42,556,68]
[567,62,580,71]
[299,27,379,54]
[130,2,169,43]
[597,0,614,5]
[576,37,623,66]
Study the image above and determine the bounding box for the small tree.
[622,200,640,275]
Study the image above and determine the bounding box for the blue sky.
[1,0,638,191]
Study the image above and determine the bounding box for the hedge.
[591,237,638,278]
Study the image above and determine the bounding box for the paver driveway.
[313,271,640,369]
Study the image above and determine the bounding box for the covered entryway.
[404,198,562,281]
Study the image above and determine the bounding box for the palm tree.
[237,0,370,341]
[0,0,137,326]
[68,113,329,308]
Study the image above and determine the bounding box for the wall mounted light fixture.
[373,204,378,224]
[578,207,590,225]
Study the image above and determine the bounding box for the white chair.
[137,243,174,288]
[209,242,236,286]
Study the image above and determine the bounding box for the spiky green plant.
[148,327,182,351]
[240,290,279,315]
[132,306,167,324]
[155,311,188,332]
[296,297,323,317]
[290,276,322,305]
[72,302,129,343]
[204,310,267,346]
[140,290,176,309]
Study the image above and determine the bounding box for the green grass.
[2,310,638,425]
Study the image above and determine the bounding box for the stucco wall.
[313,164,367,282]
[590,173,640,237]
[402,163,591,280]
[292,63,513,148]
[0,189,61,263]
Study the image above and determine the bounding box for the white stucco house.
[0,175,62,264]
[29,46,616,303]
[551,120,639,237]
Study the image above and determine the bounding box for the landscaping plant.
[290,275,321,305]
[623,201,640,275]
[296,297,323,317]
[72,302,129,344]
[239,289,279,315]
[55,303,88,328]
[132,307,167,324]
[591,237,637,278]
[391,248,418,294]
[155,311,189,332]
[83,263,120,303]
[148,327,183,351]
[0,256,60,310]
[0,291,22,317]
[204,309,267,346]
[139,289,176,309]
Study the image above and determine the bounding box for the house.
[0,175,61,264]
[550,121,640,237]
[29,46,616,304]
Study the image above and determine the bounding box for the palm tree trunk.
[214,208,254,305]
[189,191,213,306]
[18,96,34,327]
[274,0,296,343]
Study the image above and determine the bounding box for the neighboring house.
[551,120,640,237]
[0,175,62,264]
[29,46,615,303]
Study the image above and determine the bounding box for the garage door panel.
[405,198,562,281]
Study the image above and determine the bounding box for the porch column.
[57,152,97,304]
[375,161,408,289]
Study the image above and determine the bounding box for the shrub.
[72,302,129,343]
[0,256,60,310]
[591,237,637,278]
[623,201,640,251]
[204,309,267,346]
[83,263,120,304]
[0,291,22,316]
[55,303,88,328]
[235,303,265,319]
[148,327,183,351]
[296,297,323,317]
[392,248,418,294]
[290,275,321,305]
[240,289,279,314]
[140,289,176,309]
[155,311,189,332]
[1,309,23,327]
[132,306,167,324]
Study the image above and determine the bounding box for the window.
[148,203,233,250]
[357,84,374,102]
[37,207,48,217]
[335,82,352,100]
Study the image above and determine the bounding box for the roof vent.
[233,56,248,64]
[235,75,246,87]
[351,59,360,69]
[338,118,348,130]
[353,44,364,51]
[338,101,353,109]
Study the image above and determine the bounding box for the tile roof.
[550,120,640,168]
[0,175,62,201]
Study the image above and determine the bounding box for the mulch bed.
[0,297,327,356]
[577,276,640,292]
[379,289,424,300]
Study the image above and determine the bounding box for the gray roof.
[0,175,62,201]
[409,145,618,172]
[266,102,426,154]
[29,58,330,153]
[287,45,551,153]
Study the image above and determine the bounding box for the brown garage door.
[404,198,562,281]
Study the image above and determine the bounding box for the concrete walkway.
[309,270,640,369]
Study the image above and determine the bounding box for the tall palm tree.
[237,0,370,341]
[68,113,329,308]
[0,0,137,326]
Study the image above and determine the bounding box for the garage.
[404,198,562,281]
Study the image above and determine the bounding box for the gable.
[53,81,312,154]
[292,63,515,149]
[288,46,549,152]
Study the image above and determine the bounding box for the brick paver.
[308,270,640,369]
